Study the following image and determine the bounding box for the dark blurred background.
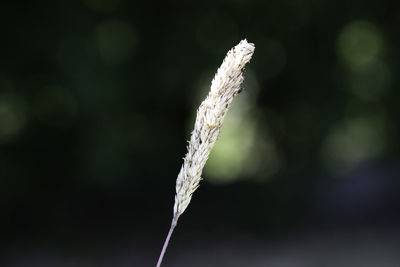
[1,0,400,266]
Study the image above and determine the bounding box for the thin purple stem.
[156,214,179,267]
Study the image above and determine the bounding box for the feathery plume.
[156,39,255,267]
[174,39,255,216]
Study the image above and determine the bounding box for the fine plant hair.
[156,39,255,267]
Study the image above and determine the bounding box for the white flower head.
[173,39,255,217]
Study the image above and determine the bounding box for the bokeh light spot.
[322,114,390,172]
[205,107,256,183]
[337,20,383,70]
[0,93,27,142]
[96,20,137,64]
[347,60,391,100]
[205,105,281,184]
[195,72,281,184]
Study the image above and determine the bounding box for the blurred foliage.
[0,0,399,242]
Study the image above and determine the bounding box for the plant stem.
[156,214,179,267]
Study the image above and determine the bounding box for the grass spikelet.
[156,39,255,267]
